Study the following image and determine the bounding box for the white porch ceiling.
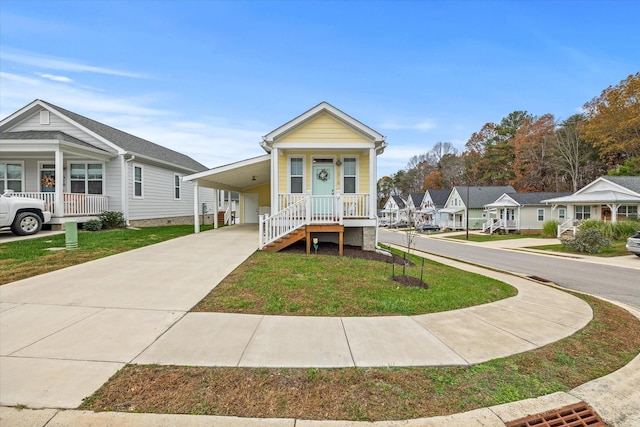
[184,155,271,192]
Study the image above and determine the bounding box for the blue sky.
[1,0,639,178]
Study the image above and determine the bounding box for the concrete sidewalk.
[1,226,639,426]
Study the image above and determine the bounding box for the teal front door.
[312,164,335,216]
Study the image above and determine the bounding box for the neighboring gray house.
[483,192,571,234]
[440,186,515,230]
[541,176,640,237]
[419,188,451,227]
[0,99,216,229]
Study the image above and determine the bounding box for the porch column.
[609,203,619,222]
[369,147,376,219]
[213,189,219,229]
[271,147,279,212]
[193,181,200,233]
[54,149,64,217]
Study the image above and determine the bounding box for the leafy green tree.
[609,156,640,176]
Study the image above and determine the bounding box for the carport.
[183,155,271,233]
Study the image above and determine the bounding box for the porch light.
[252,175,256,181]
[335,160,342,166]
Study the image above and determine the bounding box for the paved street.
[379,229,640,309]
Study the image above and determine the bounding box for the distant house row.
[381,176,640,235]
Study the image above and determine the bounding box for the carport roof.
[183,155,270,192]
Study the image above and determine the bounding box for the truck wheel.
[11,212,43,236]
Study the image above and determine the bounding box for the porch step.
[262,227,307,252]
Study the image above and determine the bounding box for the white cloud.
[36,72,73,83]
[1,49,147,78]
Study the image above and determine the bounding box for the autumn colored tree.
[511,114,556,191]
[582,72,640,166]
[423,170,444,189]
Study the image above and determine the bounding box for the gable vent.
[40,111,50,125]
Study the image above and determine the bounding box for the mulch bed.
[280,241,427,288]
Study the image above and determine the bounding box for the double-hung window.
[0,162,23,192]
[133,165,143,198]
[342,157,357,193]
[618,205,638,220]
[289,157,303,193]
[575,205,591,220]
[70,163,103,194]
[537,208,545,222]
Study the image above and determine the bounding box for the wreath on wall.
[41,174,55,188]
[317,169,329,182]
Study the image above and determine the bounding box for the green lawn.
[192,246,517,316]
[0,224,212,285]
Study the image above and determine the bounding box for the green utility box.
[65,221,78,250]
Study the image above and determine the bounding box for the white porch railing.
[260,193,370,249]
[260,197,309,249]
[278,193,370,218]
[16,192,108,216]
[558,218,580,238]
[482,219,519,233]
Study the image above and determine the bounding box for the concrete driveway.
[0,225,259,408]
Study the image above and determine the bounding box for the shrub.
[578,219,640,241]
[561,227,611,254]
[83,219,103,231]
[99,211,125,229]
[542,220,559,237]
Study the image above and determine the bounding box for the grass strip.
[80,294,640,421]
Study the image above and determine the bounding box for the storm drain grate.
[505,402,607,427]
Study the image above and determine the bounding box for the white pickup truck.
[0,190,52,236]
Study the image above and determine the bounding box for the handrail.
[259,197,308,249]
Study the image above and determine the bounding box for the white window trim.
[133,163,144,199]
[0,160,25,192]
[67,161,105,195]
[558,208,566,220]
[287,155,306,194]
[340,155,358,194]
[174,174,182,200]
[537,208,545,222]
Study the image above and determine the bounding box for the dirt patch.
[393,275,428,289]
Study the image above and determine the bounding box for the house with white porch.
[419,188,451,227]
[440,186,515,230]
[0,99,216,229]
[184,102,387,254]
[380,195,407,226]
[483,192,571,234]
[406,193,424,225]
[541,176,640,237]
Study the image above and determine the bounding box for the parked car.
[391,220,409,228]
[626,231,640,257]
[0,190,52,236]
[378,219,390,227]
[417,223,440,232]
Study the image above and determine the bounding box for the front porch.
[260,192,371,253]
[15,192,108,225]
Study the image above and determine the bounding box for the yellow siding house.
[184,102,387,254]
